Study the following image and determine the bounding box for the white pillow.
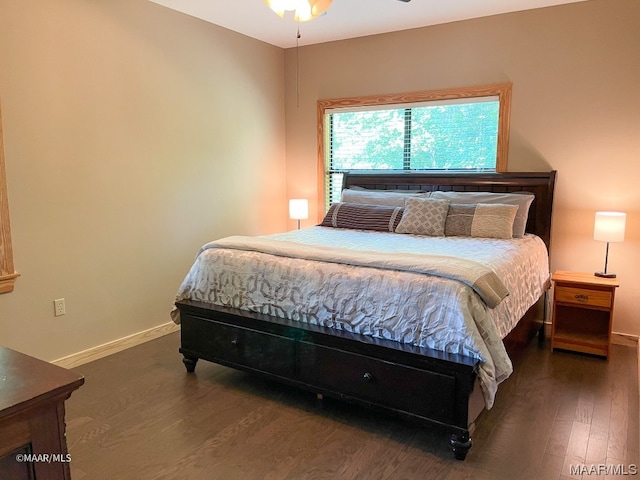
[430,191,534,238]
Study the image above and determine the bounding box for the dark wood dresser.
[0,346,84,479]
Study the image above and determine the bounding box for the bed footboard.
[176,299,478,460]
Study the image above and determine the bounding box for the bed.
[172,170,556,460]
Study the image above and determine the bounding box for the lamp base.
[595,271,617,278]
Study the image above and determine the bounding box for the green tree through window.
[318,84,512,211]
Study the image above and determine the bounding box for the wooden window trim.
[316,82,513,221]
[0,101,18,293]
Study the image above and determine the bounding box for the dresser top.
[0,346,84,420]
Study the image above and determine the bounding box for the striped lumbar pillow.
[320,202,404,232]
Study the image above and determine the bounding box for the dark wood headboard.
[342,171,557,249]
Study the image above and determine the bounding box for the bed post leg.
[538,322,546,342]
[182,355,198,373]
[449,431,472,460]
[539,291,548,342]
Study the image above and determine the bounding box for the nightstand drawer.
[555,286,611,308]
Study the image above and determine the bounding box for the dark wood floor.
[65,332,638,480]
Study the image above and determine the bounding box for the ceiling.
[149,0,589,49]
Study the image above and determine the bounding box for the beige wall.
[1,0,638,362]
[0,0,287,360]
[284,0,640,336]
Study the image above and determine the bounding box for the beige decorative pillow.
[395,197,450,236]
[431,191,534,238]
[445,203,519,239]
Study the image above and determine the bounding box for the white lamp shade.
[289,199,309,220]
[594,211,626,243]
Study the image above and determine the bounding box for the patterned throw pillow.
[320,203,404,232]
[395,197,450,236]
[445,203,519,239]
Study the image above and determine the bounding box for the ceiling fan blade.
[396,0,411,2]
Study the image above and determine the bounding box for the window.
[318,83,512,209]
[0,101,18,293]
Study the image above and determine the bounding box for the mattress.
[172,226,549,408]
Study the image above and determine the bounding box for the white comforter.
[172,227,550,409]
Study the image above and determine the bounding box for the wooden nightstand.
[551,271,619,359]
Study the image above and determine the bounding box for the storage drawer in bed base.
[180,313,296,379]
[297,341,457,424]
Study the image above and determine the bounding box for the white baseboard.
[611,332,640,347]
[53,322,179,369]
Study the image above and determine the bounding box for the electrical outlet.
[54,298,66,317]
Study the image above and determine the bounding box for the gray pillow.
[341,188,430,207]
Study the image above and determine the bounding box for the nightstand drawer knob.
[574,294,589,302]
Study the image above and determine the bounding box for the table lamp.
[593,211,626,278]
[289,198,308,230]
